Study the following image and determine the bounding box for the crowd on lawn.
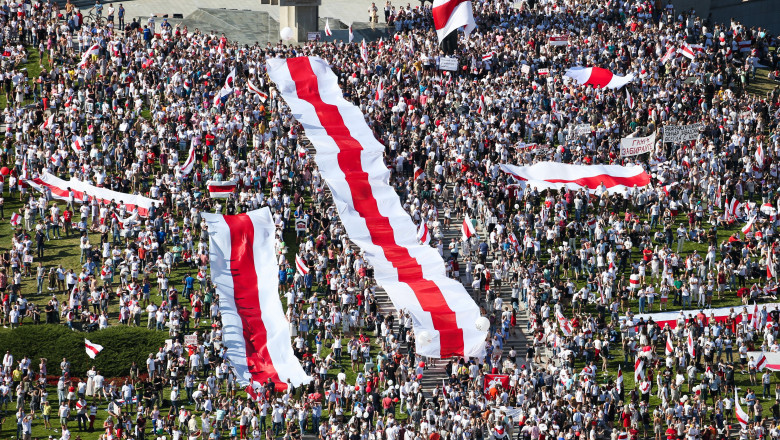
[1,0,780,440]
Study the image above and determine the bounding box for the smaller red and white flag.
[626,88,634,109]
[756,352,768,371]
[360,39,368,63]
[247,80,268,103]
[207,180,237,198]
[660,46,677,64]
[180,145,197,176]
[295,254,309,276]
[768,244,778,280]
[85,339,104,359]
[665,335,674,356]
[414,166,425,181]
[374,79,384,101]
[417,222,430,245]
[727,198,741,218]
[639,380,651,394]
[78,43,101,68]
[634,358,644,382]
[482,52,493,62]
[750,302,760,330]
[72,136,85,153]
[756,143,765,167]
[616,365,623,393]
[348,25,354,43]
[324,18,333,37]
[40,114,54,131]
[742,216,757,235]
[677,43,696,60]
[687,332,695,358]
[10,212,21,227]
[462,215,477,241]
[555,309,572,336]
[735,389,750,427]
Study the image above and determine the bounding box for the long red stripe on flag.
[86,345,100,355]
[286,57,464,356]
[223,214,285,389]
[586,67,615,87]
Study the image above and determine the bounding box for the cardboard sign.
[663,123,703,143]
[439,56,458,71]
[295,219,307,232]
[620,133,656,157]
[184,334,198,346]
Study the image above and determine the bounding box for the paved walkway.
[69,0,393,43]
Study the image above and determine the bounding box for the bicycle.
[84,8,104,27]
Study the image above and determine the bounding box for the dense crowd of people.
[0,0,780,440]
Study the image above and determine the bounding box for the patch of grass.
[746,68,779,98]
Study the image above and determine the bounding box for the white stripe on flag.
[203,208,310,390]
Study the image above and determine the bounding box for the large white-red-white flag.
[564,67,634,89]
[432,0,476,43]
[267,56,486,358]
[85,339,103,359]
[24,171,159,217]
[207,180,237,198]
[204,208,311,390]
[499,163,651,195]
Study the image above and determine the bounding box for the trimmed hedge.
[0,325,169,378]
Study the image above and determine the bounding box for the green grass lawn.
[746,68,779,99]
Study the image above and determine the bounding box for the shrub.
[0,325,168,378]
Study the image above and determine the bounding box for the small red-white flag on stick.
[85,339,104,359]
[665,335,674,356]
[626,88,634,109]
[348,25,354,43]
[324,18,333,37]
[360,39,368,63]
[687,332,695,358]
[10,212,21,227]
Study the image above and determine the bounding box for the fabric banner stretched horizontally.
[24,171,160,216]
[499,163,651,195]
[207,180,237,198]
[204,207,310,390]
[630,303,780,329]
[267,56,486,359]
